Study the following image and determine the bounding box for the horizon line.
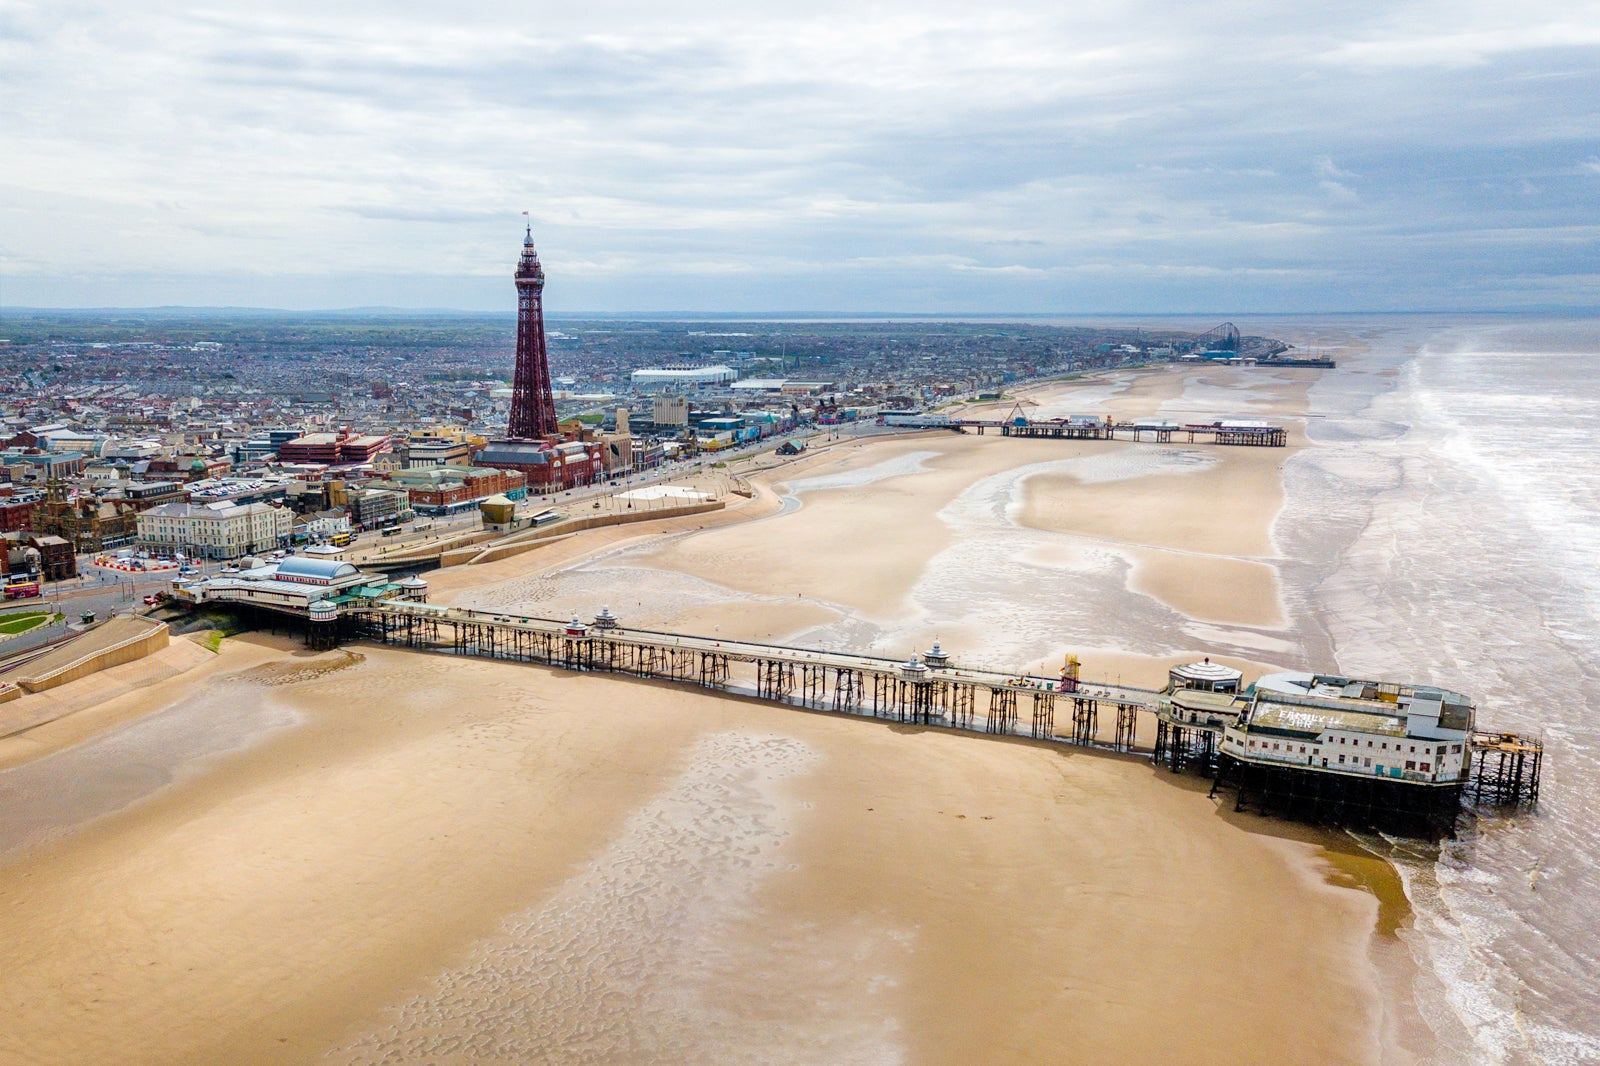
[4,305,1594,319]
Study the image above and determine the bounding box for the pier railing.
[340,600,1153,751]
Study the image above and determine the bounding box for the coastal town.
[1,235,1539,844]
[0,244,1286,623]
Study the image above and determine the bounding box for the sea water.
[1273,316,1600,1065]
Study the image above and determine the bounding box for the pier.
[936,414,1288,447]
[318,599,1540,834]
[171,556,1541,838]
[1467,731,1543,806]
[332,600,1151,751]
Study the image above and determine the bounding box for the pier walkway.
[949,416,1287,446]
[340,600,1153,750]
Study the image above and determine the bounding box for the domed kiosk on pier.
[1154,658,1248,773]
[306,598,339,651]
[1167,657,1242,693]
[899,654,931,682]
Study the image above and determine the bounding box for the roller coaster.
[1193,322,1240,352]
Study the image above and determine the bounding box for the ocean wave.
[1289,319,1600,1063]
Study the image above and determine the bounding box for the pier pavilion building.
[171,556,414,614]
[1214,672,1476,834]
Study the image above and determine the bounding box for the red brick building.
[147,455,233,482]
[278,430,392,465]
[27,534,77,580]
[0,497,35,534]
[388,466,527,511]
[473,440,604,492]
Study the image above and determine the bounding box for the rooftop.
[1171,659,1243,685]
[1254,671,1472,712]
[274,557,359,582]
[140,500,284,519]
[1248,700,1409,740]
[1244,671,1474,740]
[476,441,554,464]
[387,465,506,485]
[1169,689,1244,715]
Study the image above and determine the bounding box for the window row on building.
[136,501,293,560]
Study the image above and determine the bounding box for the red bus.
[4,581,41,600]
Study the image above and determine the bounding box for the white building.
[298,508,352,540]
[174,556,375,612]
[631,366,737,391]
[1219,672,1474,786]
[137,500,293,560]
[403,438,472,469]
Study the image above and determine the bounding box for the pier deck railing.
[341,600,1155,750]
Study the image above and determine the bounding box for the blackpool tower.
[508,222,559,439]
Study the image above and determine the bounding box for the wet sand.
[588,363,1307,677]
[0,648,1384,1065]
[0,359,1423,1064]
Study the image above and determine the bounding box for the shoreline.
[0,355,1433,1056]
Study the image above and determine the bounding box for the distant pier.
[883,411,1288,447]
[994,418,1287,447]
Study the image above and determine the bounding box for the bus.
[4,580,41,600]
[330,532,353,547]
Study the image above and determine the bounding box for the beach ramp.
[2,616,170,695]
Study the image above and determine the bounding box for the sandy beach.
[0,357,1429,1064]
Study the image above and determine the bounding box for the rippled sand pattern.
[222,648,366,686]
[332,732,904,1065]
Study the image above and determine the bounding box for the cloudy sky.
[3,1,1597,312]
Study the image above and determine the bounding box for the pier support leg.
[1115,704,1138,752]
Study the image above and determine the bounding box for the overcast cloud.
[2,0,1597,312]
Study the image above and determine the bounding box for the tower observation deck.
[509,223,559,439]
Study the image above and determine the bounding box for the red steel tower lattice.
[508,224,559,439]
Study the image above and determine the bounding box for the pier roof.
[275,557,358,583]
[1248,701,1408,740]
[1171,659,1244,686]
[1253,671,1471,710]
